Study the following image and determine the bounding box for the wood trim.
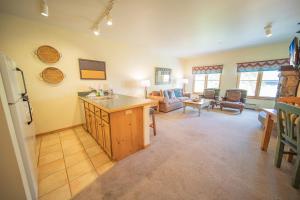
[246,96,275,100]
[37,124,83,136]
[255,72,263,97]
[236,73,240,88]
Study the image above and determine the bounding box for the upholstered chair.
[200,88,220,109]
[219,89,247,113]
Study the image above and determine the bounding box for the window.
[238,71,279,98]
[238,72,258,96]
[194,74,205,93]
[193,74,221,93]
[259,71,279,97]
[207,74,221,89]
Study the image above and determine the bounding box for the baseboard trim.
[37,124,83,136]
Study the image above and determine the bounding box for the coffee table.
[183,99,212,116]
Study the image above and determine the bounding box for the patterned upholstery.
[201,88,220,100]
[220,89,247,113]
[203,90,215,99]
[226,90,241,102]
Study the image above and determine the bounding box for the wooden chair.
[275,102,300,188]
[149,108,156,136]
[277,97,300,106]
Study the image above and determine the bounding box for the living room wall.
[0,14,183,134]
[181,41,290,109]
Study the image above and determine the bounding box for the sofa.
[148,88,191,112]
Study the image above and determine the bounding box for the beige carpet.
[73,108,300,200]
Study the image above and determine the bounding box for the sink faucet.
[89,87,97,93]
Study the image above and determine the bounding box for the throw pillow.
[174,88,183,97]
[227,91,241,102]
[163,90,169,99]
[168,90,176,99]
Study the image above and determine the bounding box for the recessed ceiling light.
[264,23,272,38]
[40,0,48,17]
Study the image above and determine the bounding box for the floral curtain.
[192,65,223,74]
[237,58,289,72]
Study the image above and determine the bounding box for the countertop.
[79,94,155,113]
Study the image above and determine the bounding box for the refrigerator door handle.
[16,67,27,97]
[23,95,33,125]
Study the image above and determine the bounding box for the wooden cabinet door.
[85,108,91,133]
[90,111,97,139]
[110,107,143,160]
[96,117,104,148]
[102,121,112,157]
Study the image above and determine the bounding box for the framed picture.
[78,58,106,80]
[155,67,172,85]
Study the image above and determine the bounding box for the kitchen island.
[79,94,154,161]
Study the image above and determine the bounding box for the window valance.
[192,65,223,74]
[237,58,289,72]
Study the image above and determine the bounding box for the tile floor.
[36,126,114,200]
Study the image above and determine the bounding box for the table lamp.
[141,79,151,98]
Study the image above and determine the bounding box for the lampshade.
[182,78,189,84]
[141,79,151,87]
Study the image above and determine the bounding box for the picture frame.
[155,67,172,85]
[78,58,106,80]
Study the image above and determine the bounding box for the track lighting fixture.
[264,23,272,38]
[40,0,48,17]
[92,0,115,35]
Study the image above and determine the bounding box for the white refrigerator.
[0,53,37,199]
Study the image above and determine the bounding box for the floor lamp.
[182,78,189,93]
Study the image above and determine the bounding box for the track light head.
[41,0,48,17]
[264,23,272,38]
[92,24,101,36]
[106,15,113,26]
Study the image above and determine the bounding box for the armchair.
[200,88,220,100]
[200,88,220,109]
[220,89,247,113]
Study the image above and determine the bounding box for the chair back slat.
[276,103,300,147]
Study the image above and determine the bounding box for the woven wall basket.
[36,45,61,63]
[40,67,64,84]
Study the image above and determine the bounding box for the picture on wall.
[155,67,172,85]
[78,58,106,80]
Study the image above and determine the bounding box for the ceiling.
[0,0,300,58]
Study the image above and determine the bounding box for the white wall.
[181,41,290,108]
[0,14,183,134]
